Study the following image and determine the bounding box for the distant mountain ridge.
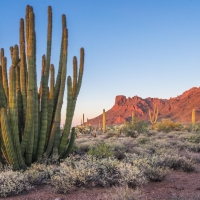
[88,87,200,126]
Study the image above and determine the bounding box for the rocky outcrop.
[88,87,200,126]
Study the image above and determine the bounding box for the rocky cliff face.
[88,87,200,126]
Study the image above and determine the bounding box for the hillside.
[88,87,200,126]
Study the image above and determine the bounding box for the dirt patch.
[140,164,200,199]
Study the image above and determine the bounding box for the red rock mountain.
[88,87,200,126]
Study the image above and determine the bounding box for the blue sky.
[1,0,200,126]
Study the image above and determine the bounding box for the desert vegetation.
[0,4,200,200]
[1,118,200,198]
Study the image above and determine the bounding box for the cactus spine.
[0,5,84,170]
[102,109,106,132]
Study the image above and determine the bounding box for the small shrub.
[106,132,121,138]
[123,153,169,182]
[155,119,183,133]
[78,141,97,153]
[25,163,56,185]
[97,185,143,200]
[186,134,200,143]
[87,142,114,158]
[162,155,195,172]
[109,142,128,160]
[136,136,148,144]
[118,163,147,187]
[0,170,32,197]
[122,119,148,137]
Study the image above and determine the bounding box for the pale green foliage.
[124,153,169,181]
[186,134,200,143]
[87,142,114,158]
[121,119,148,137]
[155,119,183,133]
[24,163,57,185]
[0,170,32,197]
[135,135,149,144]
[50,155,146,193]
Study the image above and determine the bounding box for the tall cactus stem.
[2,57,9,100]
[102,109,106,133]
[37,6,52,158]
[20,18,27,128]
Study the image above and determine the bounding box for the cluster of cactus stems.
[0,5,84,170]
[148,104,158,128]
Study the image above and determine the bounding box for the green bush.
[186,134,200,143]
[87,142,114,158]
[155,119,183,133]
[122,119,148,137]
[136,136,148,144]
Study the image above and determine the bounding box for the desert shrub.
[97,185,143,200]
[105,131,121,138]
[162,155,194,172]
[51,155,98,193]
[123,153,169,182]
[25,163,57,185]
[118,163,147,187]
[87,142,114,158]
[75,125,95,135]
[184,122,200,132]
[0,164,12,172]
[50,155,148,193]
[112,146,127,160]
[135,135,148,144]
[177,141,200,152]
[180,151,200,163]
[135,156,170,181]
[77,141,98,153]
[155,119,183,133]
[51,156,120,192]
[122,119,148,137]
[186,134,200,143]
[0,170,32,197]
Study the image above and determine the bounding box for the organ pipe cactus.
[0,5,84,170]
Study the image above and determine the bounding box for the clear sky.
[1,0,200,126]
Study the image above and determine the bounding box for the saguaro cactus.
[132,111,135,124]
[102,109,106,132]
[192,109,196,131]
[82,114,85,125]
[149,104,158,129]
[0,5,85,170]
